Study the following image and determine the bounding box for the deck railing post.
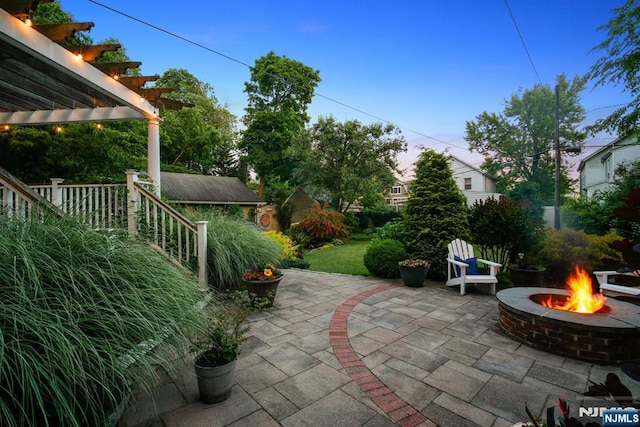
[50,178,64,207]
[126,170,139,238]
[196,220,208,288]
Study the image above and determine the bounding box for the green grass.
[304,240,371,276]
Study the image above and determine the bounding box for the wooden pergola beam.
[2,0,53,17]
[92,61,142,77]
[118,75,160,90]
[65,44,122,62]
[33,22,94,42]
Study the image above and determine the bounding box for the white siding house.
[386,156,500,209]
[577,135,640,197]
[450,156,501,206]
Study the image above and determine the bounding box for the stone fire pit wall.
[496,287,640,364]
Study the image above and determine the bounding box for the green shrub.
[537,228,623,286]
[193,211,282,290]
[371,218,405,243]
[0,212,207,427]
[297,204,348,246]
[469,196,543,268]
[287,223,314,249]
[404,149,470,280]
[352,206,402,232]
[363,239,407,278]
[265,230,299,263]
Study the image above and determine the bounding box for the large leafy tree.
[588,0,640,136]
[465,74,586,207]
[241,52,321,197]
[296,116,406,213]
[404,149,470,280]
[155,69,239,175]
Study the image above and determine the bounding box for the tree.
[155,69,239,175]
[241,52,321,197]
[465,74,587,208]
[588,0,640,136]
[562,159,640,234]
[403,149,470,280]
[296,116,406,213]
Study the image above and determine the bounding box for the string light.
[2,125,10,131]
[54,125,63,133]
[96,123,103,129]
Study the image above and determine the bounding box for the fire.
[541,266,606,313]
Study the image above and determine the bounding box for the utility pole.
[554,84,561,230]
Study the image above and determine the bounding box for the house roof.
[160,172,263,205]
[449,155,496,181]
[577,134,636,171]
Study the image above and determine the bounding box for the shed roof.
[161,172,263,205]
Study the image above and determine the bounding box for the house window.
[392,186,402,194]
[464,178,472,190]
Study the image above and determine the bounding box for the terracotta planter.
[399,266,428,287]
[194,358,236,404]
[509,267,547,287]
[243,276,283,307]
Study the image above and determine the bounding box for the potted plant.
[193,293,251,403]
[398,259,430,287]
[242,263,283,307]
[509,252,546,287]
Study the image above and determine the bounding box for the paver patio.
[118,269,640,427]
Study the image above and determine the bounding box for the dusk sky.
[63,1,631,176]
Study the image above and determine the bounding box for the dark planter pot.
[243,276,283,307]
[399,266,428,287]
[194,358,236,403]
[509,267,547,287]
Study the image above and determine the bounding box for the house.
[161,172,264,217]
[386,156,500,209]
[385,181,411,210]
[577,135,640,197]
[450,156,500,206]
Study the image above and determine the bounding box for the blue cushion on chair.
[454,255,481,275]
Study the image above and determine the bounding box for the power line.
[504,0,543,85]
[88,0,469,151]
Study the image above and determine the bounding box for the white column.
[196,220,208,289]
[147,117,161,195]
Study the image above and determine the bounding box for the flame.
[541,266,606,313]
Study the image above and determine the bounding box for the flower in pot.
[193,294,251,403]
[242,263,283,307]
[398,259,430,287]
[509,252,546,287]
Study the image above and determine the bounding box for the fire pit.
[497,268,640,364]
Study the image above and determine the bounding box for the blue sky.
[63,0,631,174]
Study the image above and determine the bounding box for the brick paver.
[329,285,429,426]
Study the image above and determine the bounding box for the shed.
[161,172,263,217]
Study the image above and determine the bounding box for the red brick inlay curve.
[329,285,428,427]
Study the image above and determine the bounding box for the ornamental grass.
[0,212,207,427]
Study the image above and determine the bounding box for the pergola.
[0,1,187,191]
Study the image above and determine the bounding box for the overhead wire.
[504,0,543,85]
[88,0,618,157]
[87,0,469,151]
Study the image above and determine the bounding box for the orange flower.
[264,268,273,277]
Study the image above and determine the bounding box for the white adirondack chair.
[593,270,640,297]
[446,239,502,295]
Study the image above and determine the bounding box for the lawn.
[303,240,371,276]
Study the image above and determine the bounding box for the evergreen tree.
[404,149,470,280]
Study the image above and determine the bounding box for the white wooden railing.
[126,171,208,286]
[0,167,62,218]
[30,178,127,229]
[0,168,208,287]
